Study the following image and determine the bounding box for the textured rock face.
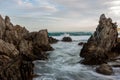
[80,14,118,65]
[62,37,72,42]
[0,15,53,80]
[32,30,53,51]
[96,64,113,75]
[0,39,19,58]
[4,25,29,46]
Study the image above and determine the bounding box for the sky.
[0,0,120,32]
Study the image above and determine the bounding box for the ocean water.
[33,32,120,80]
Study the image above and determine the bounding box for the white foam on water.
[34,36,120,80]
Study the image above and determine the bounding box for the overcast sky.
[0,0,120,32]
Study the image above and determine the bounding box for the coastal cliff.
[0,15,53,80]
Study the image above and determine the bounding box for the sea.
[33,32,120,80]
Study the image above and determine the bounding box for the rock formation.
[80,14,118,65]
[25,30,53,51]
[62,37,72,42]
[0,15,53,80]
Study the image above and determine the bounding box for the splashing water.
[33,36,120,80]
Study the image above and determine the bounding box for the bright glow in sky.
[0,0,120,32]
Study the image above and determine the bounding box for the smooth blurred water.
[33,36,120,80]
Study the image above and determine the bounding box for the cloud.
[0,0,120,32]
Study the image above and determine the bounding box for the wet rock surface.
[0,15,53,80]
[80,14,118,65]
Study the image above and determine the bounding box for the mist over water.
[33,33,120,80]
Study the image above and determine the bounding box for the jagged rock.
[25,29,53,51]
[5,16,13,30]
[33,29,53,51]
[19,40,48,60]
[0,39,19,58]
[62,37,72,42]
[0,15,53,80]
[80,14,118,65]
[18,40,35,60]
[32,45,48,60]
[25,30,49,45]
[49,37,59,44]
[19,40,33,55]
[96,63,113,75]
[3,25,29,47]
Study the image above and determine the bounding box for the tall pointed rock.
[80,14,118,65]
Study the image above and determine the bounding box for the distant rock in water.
[49,37,59,44]
[96,64,113,75]
[62,37,72,42]
[80,14,118,65]
[78,42,85,46]
[0,15,53,80]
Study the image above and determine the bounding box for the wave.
[48,32,93,36]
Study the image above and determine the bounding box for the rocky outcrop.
[80,14,118,65]
[96,64,113,75]
[49,37,59,44]
[0,15,53,80]
[25,30,53,51]
[62,37,72,42]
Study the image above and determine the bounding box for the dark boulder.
[80,14,118,65]
[96,63,113,75]
[62,37,72,42]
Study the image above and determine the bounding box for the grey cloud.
[0,0,120,32]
